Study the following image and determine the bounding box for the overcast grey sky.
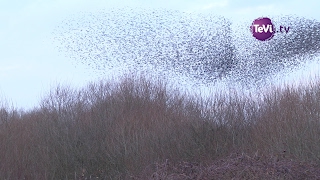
[1,0,320,110]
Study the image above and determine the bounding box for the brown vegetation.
[0,73,319,179]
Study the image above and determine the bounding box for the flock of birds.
[53,7,320,91]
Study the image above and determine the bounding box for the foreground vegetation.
[0,73,319,179]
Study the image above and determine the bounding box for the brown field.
[0,72,319,179]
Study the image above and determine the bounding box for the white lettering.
[253,24,274,33]
[253,24,260,32]
[262,24,273,33]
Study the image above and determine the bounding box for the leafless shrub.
[0,72,319,179]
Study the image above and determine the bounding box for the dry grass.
[145,153,320,180]
[0,72,319,179]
